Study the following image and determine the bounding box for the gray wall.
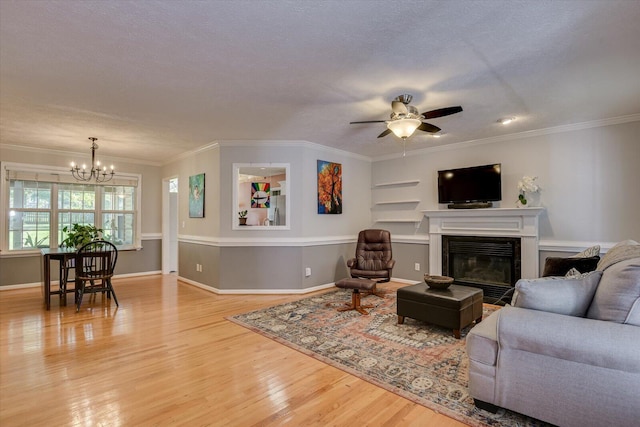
[372,120,640,244]
[3,119,637,290]
[163,141,373,292]
[0,239,162,286]
[0,145,163,287]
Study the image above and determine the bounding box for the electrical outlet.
[305,267,311,277]
[414,263,420,271]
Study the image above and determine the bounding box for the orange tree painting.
[317,160,342,214]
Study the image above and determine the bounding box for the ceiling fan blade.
[421,106,463,119]
[391,101,408,114]
[377,128,392,138]
[418,122,441,133]
[350,120,386,124]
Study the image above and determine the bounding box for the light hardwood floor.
[0,275,467,426]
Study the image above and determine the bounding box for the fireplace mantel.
[422,207,545,279]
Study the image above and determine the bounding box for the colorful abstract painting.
[251,182,270,208]
[189,173,205,218]
[317,160,342,214]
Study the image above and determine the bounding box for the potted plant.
[238,210,248,226]
[60,223,103,248]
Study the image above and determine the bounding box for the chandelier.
[70,137,115,183]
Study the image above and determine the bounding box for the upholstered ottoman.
[397,283,483,338]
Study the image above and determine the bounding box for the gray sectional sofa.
[466,240,640,427]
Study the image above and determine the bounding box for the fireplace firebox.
[442,235,521,303]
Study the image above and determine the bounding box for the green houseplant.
[238,210,248,226]
[60,223,103,248]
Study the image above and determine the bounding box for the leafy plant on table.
[61,224,103,248]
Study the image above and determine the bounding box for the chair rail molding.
[422,207,545,279]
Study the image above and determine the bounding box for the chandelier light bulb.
[70,137,115,183]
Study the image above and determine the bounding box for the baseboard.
[177,276,337,295]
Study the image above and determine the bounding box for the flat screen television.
[438,163,501,208]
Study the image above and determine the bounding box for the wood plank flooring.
[0,275,467,426]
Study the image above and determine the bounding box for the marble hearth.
[422,208,545,280]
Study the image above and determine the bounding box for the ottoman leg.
[337,290,374,315]
[397,315,405,324]
[453,329,461,339]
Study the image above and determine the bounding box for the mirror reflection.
[234,164,289,229]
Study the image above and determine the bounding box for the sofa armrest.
[498,306,640,372]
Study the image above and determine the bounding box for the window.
[9,181,52,249]
[2,162,141,252]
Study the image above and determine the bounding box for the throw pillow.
[587,257,640,324]
[570,245,600,258]
[542,256,600,277]
[565,267,589,278]
[511,270,603,317]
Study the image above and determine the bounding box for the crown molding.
[372,113,640,161]
[216,139,371,162]
[0,143,163,167]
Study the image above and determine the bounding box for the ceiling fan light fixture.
[387,118,422,139]
[498,116,516,125]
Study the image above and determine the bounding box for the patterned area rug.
[228,288,551,427]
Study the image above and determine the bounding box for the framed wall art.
[251,182,270,208]
[317,160,342,214]
[189,173,205,218]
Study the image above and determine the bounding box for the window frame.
[1,162,142,255]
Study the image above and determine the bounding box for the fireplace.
[443,235,521,303]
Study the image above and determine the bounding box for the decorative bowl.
[424,275,454,290]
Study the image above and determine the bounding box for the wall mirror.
[232,163,290,230]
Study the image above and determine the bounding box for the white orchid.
[517,176,540,206]
[517,176,540,193]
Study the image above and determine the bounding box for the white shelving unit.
[373,179,420,188]
[374,200,420,205]
[374,219,422,224]
[372,179,422,224]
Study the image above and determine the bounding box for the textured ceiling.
[1,0,639,165]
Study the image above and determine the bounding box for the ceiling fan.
[350,94,463,140]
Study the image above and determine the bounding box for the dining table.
[41,247,77,310]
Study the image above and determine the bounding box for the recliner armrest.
[498,306,640,372]
[386,259,396,269]
[347,258,356,268]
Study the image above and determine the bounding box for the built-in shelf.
[375,200,421,205]
[373,179,420,188]
[374,219,421,223]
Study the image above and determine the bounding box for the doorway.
[162,177,179,274]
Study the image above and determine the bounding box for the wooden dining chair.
[59,247,75,305]
[75,240,119,311]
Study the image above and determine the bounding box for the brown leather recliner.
[347,229,395,282]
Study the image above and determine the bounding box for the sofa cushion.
[587,257,640,324]
[511,271,602,317]
[542,256,600,277]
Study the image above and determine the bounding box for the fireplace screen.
[443,235,521,300]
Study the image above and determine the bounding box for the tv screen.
[438,164,502,205]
